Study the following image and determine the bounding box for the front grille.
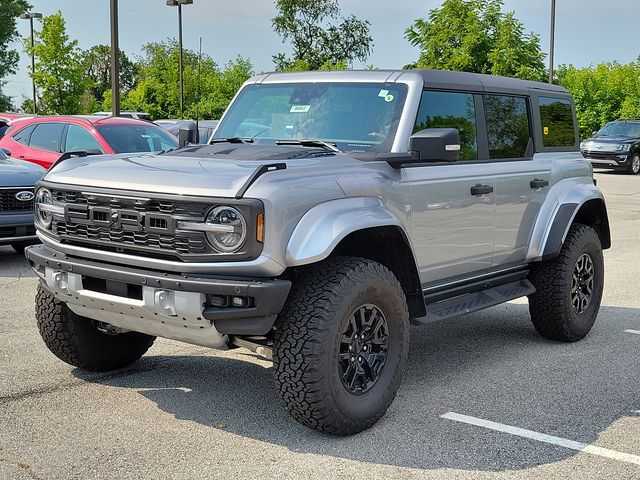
[0,188,34,212]
[49,188,213,260]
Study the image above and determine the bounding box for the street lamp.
[20,12,42,114]
[549,0,556,84]
[110,0,120,116]
[166,0,193,119]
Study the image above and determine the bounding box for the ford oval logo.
[15,191,35,202]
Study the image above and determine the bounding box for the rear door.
[406,90,496,285]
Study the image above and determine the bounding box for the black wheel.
[273,257,409,435]
[528,223,604,342]
[628,154,640,175]
[36,285,156,371]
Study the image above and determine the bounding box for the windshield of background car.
[96,125,178,153]
[215,83,408,153]
[596,122,640,138]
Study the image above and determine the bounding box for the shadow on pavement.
[0,246,37,279]
[74,303,640,472]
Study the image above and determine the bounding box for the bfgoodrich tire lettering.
[528,223,604,342]
[36,285,156,371]
[273,257,409,435]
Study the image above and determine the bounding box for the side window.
[29,123,65,152]
[538,97,575,147]
[414,90,478,160]
[484,95,531,159]
[12,124,36,145]
[65,125,104,153]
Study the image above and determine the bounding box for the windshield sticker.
[378,89,389,98]
[290,105,311,113]
[543,126,550,135]
[385,94,394,103]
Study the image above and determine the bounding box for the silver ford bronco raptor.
[26,70,610,435]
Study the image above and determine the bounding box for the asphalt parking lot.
[1,170,639,480]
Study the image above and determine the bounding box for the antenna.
[195,36,202,142]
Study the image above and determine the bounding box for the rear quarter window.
[538,97,576,148]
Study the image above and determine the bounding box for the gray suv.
[26,70,610,435]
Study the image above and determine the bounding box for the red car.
[0,116,178,169]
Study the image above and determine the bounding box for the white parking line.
[441,412,640,466]
[624,329,640,335]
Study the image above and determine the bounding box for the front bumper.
[26,244,291,348]
[582,151,630,169]
[0,213,37,245]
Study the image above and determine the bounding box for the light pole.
[110,0,120,116]
[20,12,42,114]
[166,0,193,119]
[549,0,556,84]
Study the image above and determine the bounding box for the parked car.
[0,147,45,253]
[92,111,152,122]
[26,70,610,436]
[580,119,640,174]
[161,119,219,144]
[0,116,178,169]
[0,113,33,139]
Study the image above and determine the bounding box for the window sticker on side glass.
[290,105,311,113]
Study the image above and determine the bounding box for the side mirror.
[178,121,198,148]
[592,131,598,136]
[409,128,461,162]
[0,147,11,157]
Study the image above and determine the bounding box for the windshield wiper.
[209,137,254,145]
[275,139,341,152]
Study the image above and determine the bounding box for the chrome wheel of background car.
[339,303,389,395]
[630,154,640,175]
[571,253,595,314]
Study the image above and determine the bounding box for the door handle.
[530,178,549,189]
[470,184,494,196]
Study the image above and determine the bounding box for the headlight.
[205,206,247,252]
[618,144,632,152]
[580,141,587,150]
[35,187,53,228]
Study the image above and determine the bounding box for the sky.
[5,0,640,104]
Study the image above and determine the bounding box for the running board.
[415,279,535,325]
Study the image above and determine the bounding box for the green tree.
[26,12,87,114]
[406,0,546,81]
[0,0,31,110]
[272,0,373,71]
[557,61,640,138]
[119,39,253,120]
[83,44,138,107]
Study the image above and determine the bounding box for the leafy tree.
[557,61,640,138]
[0,0,31,110]
[118,39,253,120]
[272,0,372,71]
[405,0,546,81]
[83,44,138,106]
[26,12,87,114]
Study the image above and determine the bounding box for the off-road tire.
[528,223,604,342]
[628,153,640,175]
[273,257,409,436]
[36,285,156,371]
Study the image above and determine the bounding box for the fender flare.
[528,179,609,262]
[285,196,406,266]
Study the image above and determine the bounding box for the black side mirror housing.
[409,128,461,162]
[178,121,198,148]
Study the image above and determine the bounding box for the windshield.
[96,124,178,154]
[596,122,640,138]
[215,82,408,153]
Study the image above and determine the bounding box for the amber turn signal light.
[256,213,264,243]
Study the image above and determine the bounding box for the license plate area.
[81,276,143,300]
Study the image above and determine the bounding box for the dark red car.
[0,116,178,169]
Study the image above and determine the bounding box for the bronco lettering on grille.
[67,205,175,233]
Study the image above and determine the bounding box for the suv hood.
[42,145,353,197]
[0,156,45,187]
[584,136,636,145]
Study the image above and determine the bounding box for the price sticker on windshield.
[544,126,550,135]
[290,105,311,113]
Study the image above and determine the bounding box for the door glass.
[65,125,103,153]
[414,91,478,160]
[484,95,531,159]
[12,124,36,145]
[29,123,65,152]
